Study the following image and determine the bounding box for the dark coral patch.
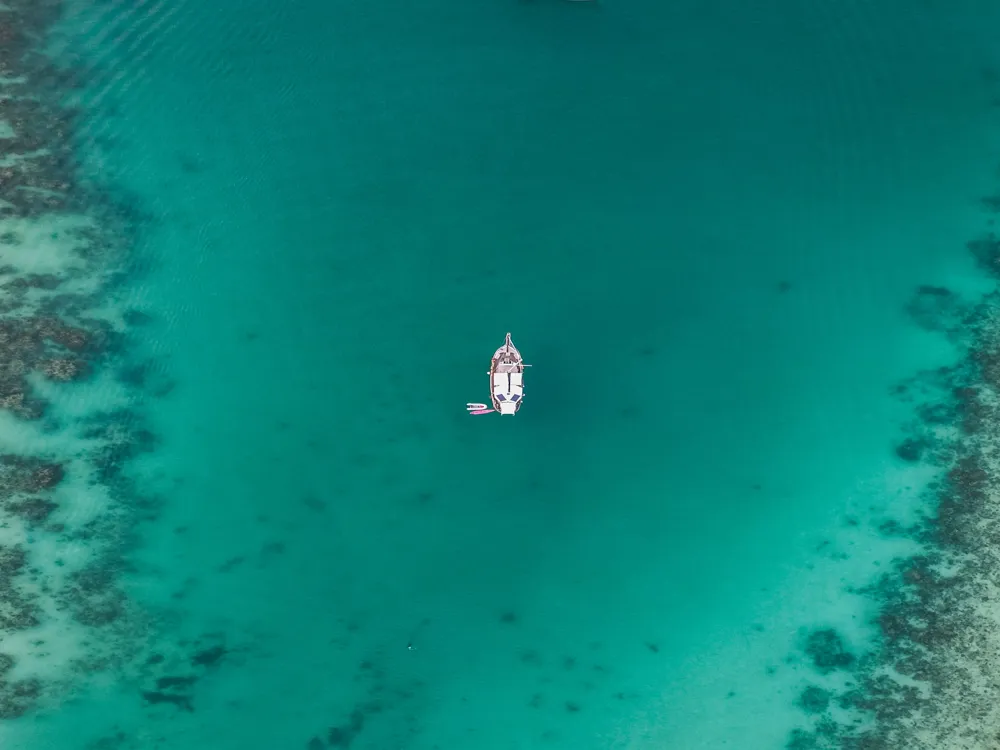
[327,707,366,747]
[0,545,41,631]
[905,285,964,333]
[64,565,126,627]
[894,437,926,462]
[0,675,41,719]
[796,685,830,714]
[4,496,57,524]
[802,628,855,674]
[156,675,197,690]
[39,357,89,381]
[0,455,64,492]
[141,690,193,712]
[192,644,227,668]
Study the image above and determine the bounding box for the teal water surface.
[4,0,1000,748]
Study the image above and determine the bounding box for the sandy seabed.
[5,1,1000,748]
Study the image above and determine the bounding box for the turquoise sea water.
[3,0,1000,747]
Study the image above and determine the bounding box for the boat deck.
[493,358,521,373]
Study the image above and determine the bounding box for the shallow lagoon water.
[2,0,1000,748]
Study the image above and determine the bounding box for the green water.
[2,0,1000,747]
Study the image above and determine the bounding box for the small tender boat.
[490,332,528,415]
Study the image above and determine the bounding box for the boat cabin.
[491,370,524,415]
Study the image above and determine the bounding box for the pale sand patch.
[0,214,95,276]
[0,149,48,168]
[78,295,133,332]
[27,369,134,421]
[618,462,937,750]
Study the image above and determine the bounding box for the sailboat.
[466,333,529,416]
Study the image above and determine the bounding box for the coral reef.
[0,0,160,723]
[39,357,89,381]
[0,545,41,631]
[63,564,127,627]
[801,628,855,675]
[786,191,1000,748]
[0,651,41,719]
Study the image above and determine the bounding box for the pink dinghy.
[466,333,530,416]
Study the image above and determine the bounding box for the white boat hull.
[489,332,526,415]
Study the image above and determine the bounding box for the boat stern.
[498,400,518,415]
